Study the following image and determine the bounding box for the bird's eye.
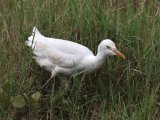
[106,46,111,49]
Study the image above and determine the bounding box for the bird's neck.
[94,51,108,67]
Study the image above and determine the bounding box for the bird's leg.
[41,71,56,89]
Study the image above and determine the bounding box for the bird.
[26,27,125,88]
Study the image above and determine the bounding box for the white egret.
[26,27,125,88]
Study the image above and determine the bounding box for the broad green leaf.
[11,95,25,108]
[31,92,41,102]
[28,97,40,109]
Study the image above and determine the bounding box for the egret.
[26,27,125,88]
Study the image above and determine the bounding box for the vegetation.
[0,0,160,119]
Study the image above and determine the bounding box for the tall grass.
[0,0,160,119]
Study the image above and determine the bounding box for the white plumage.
[26,27,125,87]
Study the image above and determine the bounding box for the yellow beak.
[113,49,125,60]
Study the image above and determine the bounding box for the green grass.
[0,0,160,119]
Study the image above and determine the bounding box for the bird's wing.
[46,37,93,55]
[34,37,94,68]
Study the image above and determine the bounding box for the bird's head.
[98,39,125,59]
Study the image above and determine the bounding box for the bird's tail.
[25,27,43,49]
